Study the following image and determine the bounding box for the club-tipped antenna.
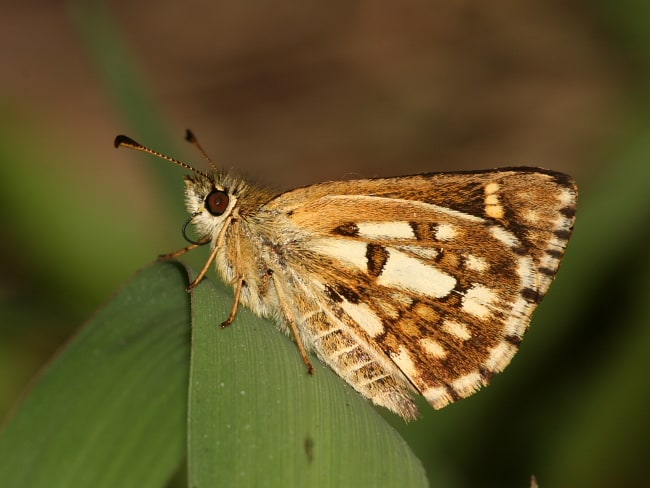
[114,134,210,178]
[185,129,219,173]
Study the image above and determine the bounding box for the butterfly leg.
[271,275,315,375]
[185,215,234,290]
[187,244,221,291]
[158,240,209,261]
[220,277,245,327]
[286,315,315,375]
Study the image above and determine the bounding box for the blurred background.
[1,1,649,486]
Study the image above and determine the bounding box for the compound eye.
[205,190,229,215]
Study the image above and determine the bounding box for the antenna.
[185,129,220,173]
[114,135,210,178]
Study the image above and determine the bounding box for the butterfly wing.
[259,168,577,418]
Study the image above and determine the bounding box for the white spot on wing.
[339,300,384,338]
[504,298,530,336]
[390,345,418,379]
[378,249,456,298]
[485,204,504,219]
[423,387,452,409]
[434,223,456,241]
[391,290,413,307]
[462,284,498,318]
[484,342,518,372]
[485,182,500,194]
[441,320,472,341]
[517,256,536,291]
[490,226,520,249]
[357,221,415,239]
[452,372,484,397]
[484,182,504,218]
[546,236,568,252]
[557,187,575,206]
[522,209,540,223]
[464,254,489,273]
[504,255,536,334]
[400,245,439,261]
[538,252,560,276]
[311,238,367,270]
[485,194,500,205]
[420,338,447,359]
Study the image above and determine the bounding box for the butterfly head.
[114,131,273,247]
[114,132,241,246]
[182,173,240,244]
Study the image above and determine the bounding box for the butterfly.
[115,131,577,420]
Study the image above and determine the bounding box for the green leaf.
[187,269,428,487]
[1,261,427,487]
[0,262,190,488]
